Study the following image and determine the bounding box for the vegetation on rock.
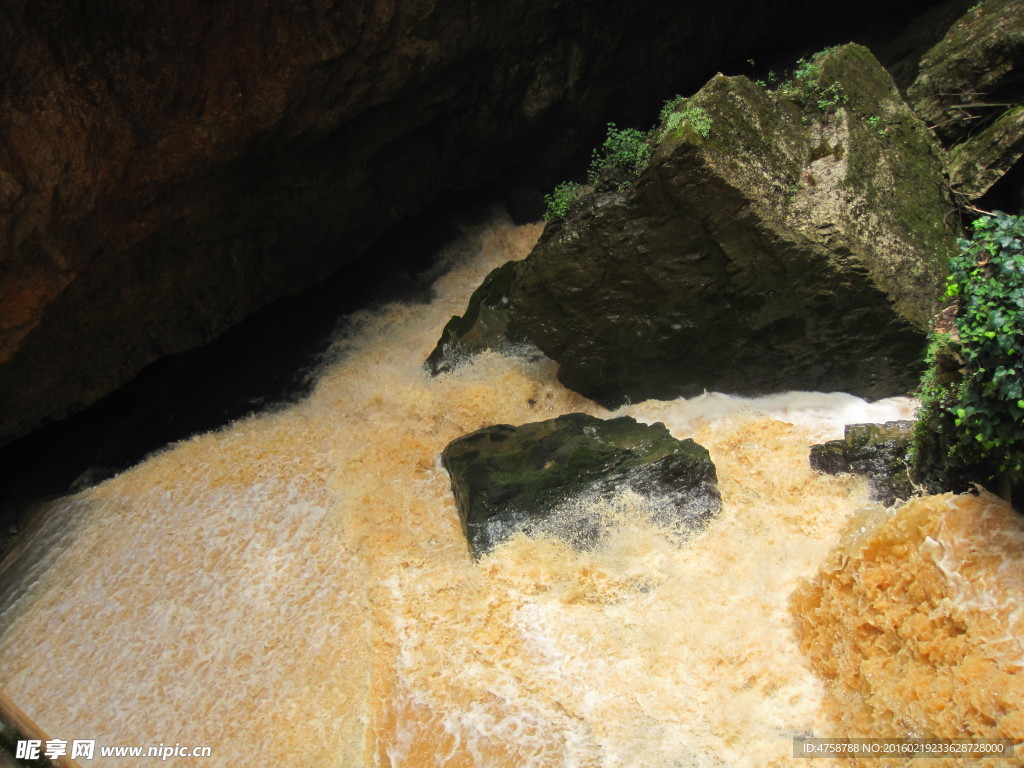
[658,100,712,140]
[542,93,713,219]
[543,181,585,221]
[434,44,954,406]
[772,49,848,112]
[587,123,652,190]
[914,211,1024,498]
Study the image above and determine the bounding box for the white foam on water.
[1,208,984,768]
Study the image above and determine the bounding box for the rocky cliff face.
[908,0,1024,145]
[0,0,957,445]
[908,0,1024,202]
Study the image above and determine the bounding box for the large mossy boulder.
[441,413,721,559]
[810,420,916,507]
[430,44,955,407]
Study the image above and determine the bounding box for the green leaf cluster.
[542,93,714,221]
[755,48,847,113]
[923,211,1024,478]
[865,115,887,136]
[656,95,712,140]
[661,104,711,141]
[542,181,584,221]
[659,95,685,124]
[587,123,651,188]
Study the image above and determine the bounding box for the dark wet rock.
[907,0,1024,205]
[810,420,916,506]
[868,0,979,91]
[432,44,954,406]
[908,0,1024,145]
[441,413,721,559]
[948,104,1024,201]
[426,262,530,374]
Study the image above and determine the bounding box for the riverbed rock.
[426,262,529,374]
[810,420,916,506]
[441,414,721,559]
[431,44,954,407]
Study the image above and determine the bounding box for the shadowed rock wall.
[0,0,947,444]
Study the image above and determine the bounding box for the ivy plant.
[932,211,1024,482]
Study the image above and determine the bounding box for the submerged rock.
[810,420,916,506]
[441,413,720,559]
[431,44,954,407]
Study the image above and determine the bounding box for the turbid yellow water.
[794,491,1024,767]
[0,210,1019,767]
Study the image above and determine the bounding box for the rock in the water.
[426,262,529,374]
[810,420,916,506]
[441,413,721,559]
[432,44,954,406]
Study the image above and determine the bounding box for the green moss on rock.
[948,105,1024,200]
[429,44,956,407]
[908,0,1024,144]
[442,413,721,559]
[534,46,951,404]
[810,420,916,506]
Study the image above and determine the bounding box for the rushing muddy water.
[0,212,1020,767]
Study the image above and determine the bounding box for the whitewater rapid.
[5,210,1014,768]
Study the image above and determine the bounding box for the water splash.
[0,208,981,768]
[793,491,1024,764]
